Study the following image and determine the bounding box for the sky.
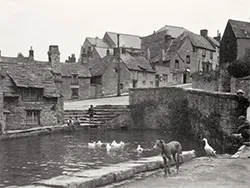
[0,0,250,62]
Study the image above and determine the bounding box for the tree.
[227,59,250,78]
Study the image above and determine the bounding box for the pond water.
[0,129,204,187]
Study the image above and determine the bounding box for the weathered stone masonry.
[129,87,238,152]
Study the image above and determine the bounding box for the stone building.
[141,25,219,87]
[78,32,141,64]
[219,19,250,92]
[0,58,63,131]
[48,45,91,100]
[89,49,155,97]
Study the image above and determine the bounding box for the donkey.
[153,139,182,176]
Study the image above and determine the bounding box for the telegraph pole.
[117,34,121,96]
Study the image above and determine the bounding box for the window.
[71,74,79,85]
[193,46,197,52]
[132,80,138,88]
[162,60,170,67]
[150,81,154,85]
[172,73,178,82]
[22,88,42,101]
[202,49,206,58]
[71,88,79,98]
[121,48,126,54]
[210,51,213,59]
[175,60,180,69]
[186,55,191,64]
[26,110,40,125]
[143,80,146,85]
[162,74,168,82]
[120,83,124,90]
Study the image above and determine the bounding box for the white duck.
[96,141,102,147]
[111,140,123,149]
[136,145,144,153]
[120,141,125,148]
[88,142,96,148]
[202,138,216,156]
[106,143,111,152]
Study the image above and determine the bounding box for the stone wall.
[129,87,238,152]
[192,71,219,91]
[61,77,90,100]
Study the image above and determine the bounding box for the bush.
[228,60,250,78]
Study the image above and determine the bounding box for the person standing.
[88,105,94,124]
[237,115,250,143]
[235,89,250,118]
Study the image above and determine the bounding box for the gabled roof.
[207,36,220,47]
[228,19,250,39]
[120,54,155,73]
[89,57,112,77]
[104,32,141,49]
[52,62,91,77]
[184,31,215,51]
[94,47,114,59]
[86,37,110,48]
[156,25,188,38]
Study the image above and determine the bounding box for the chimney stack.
[213,30,221,42]
[200,29,208,37]
[29,46,34,59]
[48,45,60,63]
[106,48,110,56]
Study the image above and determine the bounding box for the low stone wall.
[129,87,238,152]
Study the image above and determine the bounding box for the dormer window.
[174,60,180,69]
[186,55,191,64]
[71,74,79,85]
[22,88,42,102]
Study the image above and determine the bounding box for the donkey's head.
[153,139,165,150]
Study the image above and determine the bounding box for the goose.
[96,141,102,147]
[202,138,216,156]
[106,143,111,152]
[136,145,144,153]
[111,141,124,149]
[88,142,96,148]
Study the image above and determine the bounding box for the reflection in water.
[0,130,203,186]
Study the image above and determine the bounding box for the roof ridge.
[106,31,141,37]
[229,19,250,24]
[162,24,185,29]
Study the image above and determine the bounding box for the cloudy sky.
[0,0,249,61]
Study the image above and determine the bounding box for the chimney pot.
[29,46,34,59]
[200,29,208,37]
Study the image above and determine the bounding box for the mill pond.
[0,129,204,187]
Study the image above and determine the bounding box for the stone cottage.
[89,49,155,97]
[219,19,250,92]
[48,45,91,100]
[0,60,63,131]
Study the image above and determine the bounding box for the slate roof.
[52,62,91,77]
[86,37,110,48]
[156,25,188,38]
[0,62,59,98]
[228,19,250,39]
[184,31,215,51]
[120,54,155,73]
[104,32,141,49]
[90,53,155,77]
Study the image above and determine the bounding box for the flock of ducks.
[88,140,145,154]
[88,137,217,157]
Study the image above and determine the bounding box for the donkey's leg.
[167,156,172,175]
[176,153,180,173]
[163,157,167,176]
